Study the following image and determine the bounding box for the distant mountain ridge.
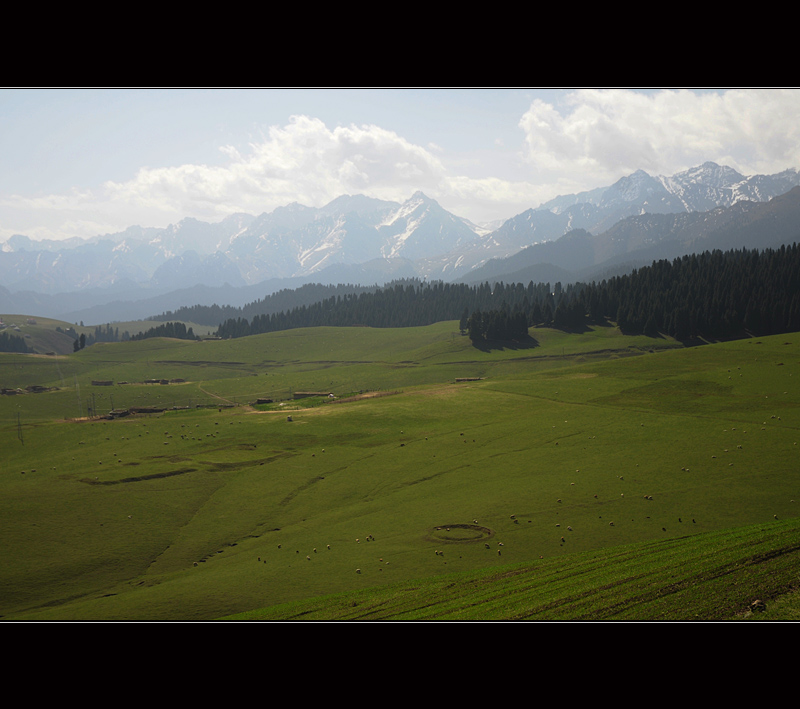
[3,161,800,322]
[428,162,800,279]
[462,186,800,287]
[0,192,484,294]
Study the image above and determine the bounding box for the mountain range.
[3,161,800,323]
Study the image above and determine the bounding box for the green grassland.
[1,320,798,621]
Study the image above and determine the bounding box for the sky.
[2,87,800,242]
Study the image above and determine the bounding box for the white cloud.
[1,115,458,240]
[5,90,800,241]
[518,88,800,193]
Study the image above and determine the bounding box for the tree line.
[0,330,33,353]
[130,322,196,341]
[207,244,800,342]
[149,282,380,326]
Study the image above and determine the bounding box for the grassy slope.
[0,313,215,356]
[227,517,800,621]
[1,322,797,620]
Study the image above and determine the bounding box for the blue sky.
[1,88,798,241]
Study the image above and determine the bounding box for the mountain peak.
[407,191,441,208]
[320,194,399,218]
[674,161,745,185]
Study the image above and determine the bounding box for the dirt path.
[197,384,243,408]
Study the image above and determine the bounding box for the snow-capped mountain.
[377,191,480,260]
[421,162,800,280]
[3,162,800,321]
[0,192,483,294]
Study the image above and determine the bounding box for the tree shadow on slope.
[470,334,540,353]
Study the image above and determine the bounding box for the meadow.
[1,318,797,620]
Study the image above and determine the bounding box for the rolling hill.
[1,321,797,620]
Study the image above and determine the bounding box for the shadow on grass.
[470,335,539,353]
